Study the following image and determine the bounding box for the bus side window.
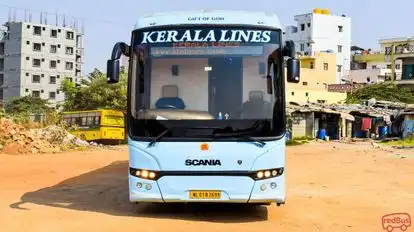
[81,117,87,126]
[95,116,100,125]
[75,117,82,126]
[86,116,93,127]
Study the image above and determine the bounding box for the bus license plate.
[189,191,221,199]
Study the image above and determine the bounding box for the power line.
[0,4,131,26]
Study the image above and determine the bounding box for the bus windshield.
[129,25,285,140]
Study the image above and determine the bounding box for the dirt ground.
[1,141,413,232]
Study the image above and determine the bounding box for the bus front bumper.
[129,175,285,204]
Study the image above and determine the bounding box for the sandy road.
[0,142,413,232]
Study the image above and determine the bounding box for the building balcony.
[354,53,385,62]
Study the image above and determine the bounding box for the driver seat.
[241,91,272,119]
[155,85,186,109]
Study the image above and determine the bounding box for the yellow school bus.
[62,109,125,144]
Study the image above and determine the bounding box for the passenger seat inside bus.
[241,91,272,119]
[155,85,186,109]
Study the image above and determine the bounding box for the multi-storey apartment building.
[284,8,351,84]
[0,19,84,105]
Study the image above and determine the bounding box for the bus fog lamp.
[136,182,142,188]
[270,182,277,189]
[260,184,267,191]
[145,184,152,190]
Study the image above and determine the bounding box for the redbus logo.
[382,213,411,231]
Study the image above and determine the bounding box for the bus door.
[208,57,243,119]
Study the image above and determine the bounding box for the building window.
[32,90,40,98]
[0,89,3,100]
[337,65,342,72]
[307,23,311,28]
[300,44,305,51]
[396,64,401,69]
[0,43,4,55]
[33,43,41,52]
[310,62,314,69]
[338,26,343,32]
[372,65,377,69]
[291,92,295,96]
[323,63,329,70]
[26,57,30,61]
[65,62,74,70]
[32,75,41,83]
[50,60,57,68]
[303,81,308,86]
[33,26,42,35]
[66,46,74,55]
[32,59,41,67]
[51,29,58,38]
[0,73,4,86]
[50,76,57,84]
[49,92,56,99]
[387,64,392,69]
[66,31,74,40]
[300,24,305,31]
[50,45,57,53]
[26,41,30,45]
[337,45,342,53]
[305,92,309,97]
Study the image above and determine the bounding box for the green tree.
[346,82,414,104]
[4,95,52,115]
[60,69,128,112]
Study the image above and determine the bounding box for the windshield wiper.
[213,132,266,147]
[212,125,266,147]
[146,126,222,148]
[147,128,170,148]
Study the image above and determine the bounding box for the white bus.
[107,10,300,206]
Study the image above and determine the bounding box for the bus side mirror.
[287,58,300,83]
[266,75,273,94]
[107,59,120,84]
[107,42,130,84]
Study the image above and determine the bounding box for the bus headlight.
[129,167,160,181]
[252,167,284,180]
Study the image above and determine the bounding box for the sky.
[1,0,413,76]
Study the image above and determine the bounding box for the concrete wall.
[286,52,347,104]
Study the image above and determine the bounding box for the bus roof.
[62,109,124,115]
[135,10,282,29]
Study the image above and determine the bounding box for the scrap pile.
[0,117,90,155]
